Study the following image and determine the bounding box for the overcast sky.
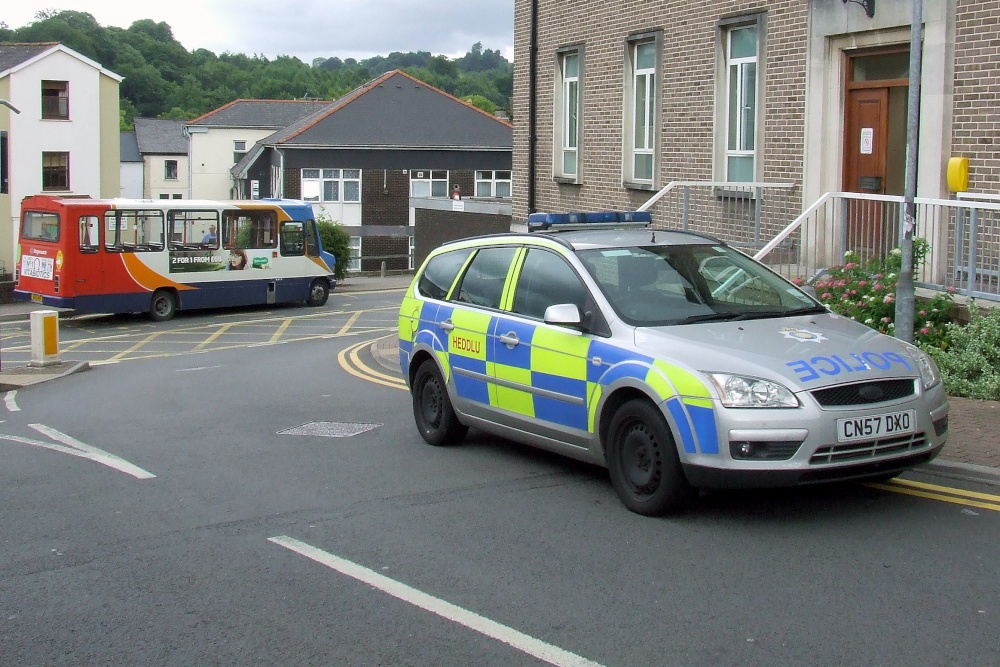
[4,0,515,63]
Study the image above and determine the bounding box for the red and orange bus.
[14,195,336,321]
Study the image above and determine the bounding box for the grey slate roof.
[188,99,330,129]
[266,70,512,149]
[0,42,57,74]
[133,118,187,154]
[120,132,142,162]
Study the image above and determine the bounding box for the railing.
[638,181,799,248]
[754,193,1000,301]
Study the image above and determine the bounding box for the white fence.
[639,183,1000,300]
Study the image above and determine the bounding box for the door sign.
[860,127,874,155]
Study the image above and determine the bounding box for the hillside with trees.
[0,10,513,127]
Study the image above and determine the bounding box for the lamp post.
[894,0,922,343]
[0,99,20,114]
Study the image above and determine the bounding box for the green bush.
[923,304,1000,400]
[801,239,954,349]
[316,214,352,281]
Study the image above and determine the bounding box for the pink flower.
[919,310,927,316]
[920,327,930,335]
[947,287,956,293]
[793,278,804,285]
[873,284,882,291]
[858,280,867,288]
[883,295,895,304]
[874,273,883,280]
[821,292,832,300]
[881,317,891,323]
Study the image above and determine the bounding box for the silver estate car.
[398,211,949,515]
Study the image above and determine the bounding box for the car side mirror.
[800,284,818,299]
[543,303,583,329]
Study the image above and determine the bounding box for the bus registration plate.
[31,293,43,303]
[837,410,915,443]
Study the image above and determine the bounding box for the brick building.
[233,70,513,271]
[513,0,994,224]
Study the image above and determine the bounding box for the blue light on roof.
[526,210,651,231]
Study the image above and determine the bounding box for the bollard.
[380,261,387,278]
[29,310,61,367]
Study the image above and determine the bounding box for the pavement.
[3,273,998,480]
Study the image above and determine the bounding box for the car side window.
[417,247,474,300]
[512,249,589,319]
[453,247,517,309]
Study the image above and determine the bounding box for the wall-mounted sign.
[860,127,874,155]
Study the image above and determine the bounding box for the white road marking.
[175,365,224,372]
[4,391,20,412]
[0,424,156,479]
[268,536,604,667]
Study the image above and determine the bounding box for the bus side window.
[104,212,123,253]
[79,215,100,253]
[305,220,321,258]
[280,221,305,256]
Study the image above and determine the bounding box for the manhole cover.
[278,422,382,438]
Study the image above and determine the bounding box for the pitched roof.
[265,70,512,150]
[120,132,142,163]
[0,42,121,80]
[0,43,55,73]
[187,99,330,129]
[133,117,187,154]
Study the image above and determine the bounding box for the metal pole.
[894,0,922,343]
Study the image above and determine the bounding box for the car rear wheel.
[412,360,467,446]
[149,290,177,322]
[606,398,694,515]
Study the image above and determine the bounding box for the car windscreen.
[576,243,823,326]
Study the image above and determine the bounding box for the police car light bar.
[526,210,652,232]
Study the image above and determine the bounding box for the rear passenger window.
[417,247,474,300]
[454,247,517,310]
[512,249,588,319]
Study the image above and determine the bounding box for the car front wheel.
[412,360,468,446]
[606,398,694,515]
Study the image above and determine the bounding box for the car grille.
[810,379,916,407]
[809,432,928,465]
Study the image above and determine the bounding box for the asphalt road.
[1,293,998,666]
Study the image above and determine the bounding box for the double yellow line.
[338,337,407,390]
[868,478,1000,512]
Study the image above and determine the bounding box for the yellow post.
[29,310,61,367]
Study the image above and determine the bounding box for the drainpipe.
[527,0,539,214]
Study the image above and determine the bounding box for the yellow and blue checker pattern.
[404,296,722,457]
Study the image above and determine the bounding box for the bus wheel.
[149,290,177,322]
[306,279,329,307]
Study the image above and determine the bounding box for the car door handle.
[440,320,455,332]
[499,332,519,348]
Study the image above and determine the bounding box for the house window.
[555,49,581,179]
[410,170,448,198]
[723,22,760,182]
[233,140,247,165]
[625,36,659,185]
[41,81,69,120]
[301,169,361,202]
[348,236,362,272]
[42,152,70,191]
[164,159,178,180]
[475,170,512,198]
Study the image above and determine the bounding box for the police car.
[398,211,949,515]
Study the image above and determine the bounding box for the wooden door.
[843,87,893,256]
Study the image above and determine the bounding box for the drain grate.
[278,421,382,438]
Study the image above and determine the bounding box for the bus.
[14,195,337,321]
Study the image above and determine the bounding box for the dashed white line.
[268,536,604,667]
[4,391,20,412]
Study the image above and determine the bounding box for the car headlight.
[705,373,799,408]
[903,344,941,390]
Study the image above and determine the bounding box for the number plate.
[837,410,915,443]
[30,293,43,303]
